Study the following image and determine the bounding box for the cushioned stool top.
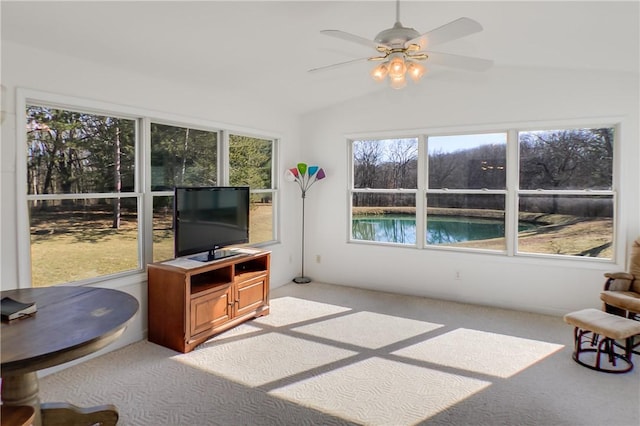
[563,308,640,340]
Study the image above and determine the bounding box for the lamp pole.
[293,190,311,284]
[287,163,325,284]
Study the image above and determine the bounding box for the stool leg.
[596,338,604,370]
[573,327,585,361]
[598,338,619,369]
[573,327,582,362]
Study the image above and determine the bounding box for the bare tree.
[519,128,613,214]
[353,140,383,189]
[520,128,612,190]
[428,148,458,189]
[387,139,418,189]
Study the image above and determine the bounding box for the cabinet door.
[190,286,232,336]
[235,275,267,317]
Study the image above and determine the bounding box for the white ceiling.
[2,1,639,115]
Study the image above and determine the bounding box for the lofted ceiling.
[2,1,639,115]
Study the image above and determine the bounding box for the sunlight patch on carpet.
[201,322,265,343]
[252,296,352,327]
[269,357,491,425]
[393,328,564,378]
[292,311,443,349]
[175,332,356,387]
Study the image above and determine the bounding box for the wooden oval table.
[1,286,139,426]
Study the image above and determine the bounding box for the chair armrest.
[604,272,634,280]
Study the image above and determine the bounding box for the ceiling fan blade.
[406,17,483,50]
[425,51,493,71]
[308,56,371,73]
[320,29,388,50]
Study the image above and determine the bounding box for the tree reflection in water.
[352,215,535,244]
[352,215,417,244]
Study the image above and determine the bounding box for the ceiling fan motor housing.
[374,21,420,48]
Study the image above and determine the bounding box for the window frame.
[347,119,622,265]
[515,126,617,259]
[16,89,280,289]
[425,130,509,253]
[225,130,279,246]
[348,135,422,247]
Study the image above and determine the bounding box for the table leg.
[1,373,118,426]
[40,402,118,426]
[1,372,42,426]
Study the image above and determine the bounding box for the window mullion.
[506,128,519,256]
[518,189,614,196]
[141,117,152,266]
[16,90,32,288]
[220,130,229,185]
[347,139,355,242]
[416,134,426,249]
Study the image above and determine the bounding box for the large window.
[149,129,278,262]
[150,123,218,190]
[351,138,418,245]
[21,93,279,287]
[26,105,139,286]
[229,134,275,245]
[517,128,614,258]
[427,133,507,251]
[349,125,617,260]
[150,123,220,262]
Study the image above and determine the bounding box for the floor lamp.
[286,163,326,284]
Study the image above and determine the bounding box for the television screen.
[174,186,250,261]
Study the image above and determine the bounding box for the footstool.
[563,308,640,373]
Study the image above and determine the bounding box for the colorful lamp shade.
[286,163,326,284]
[285,163,326,197]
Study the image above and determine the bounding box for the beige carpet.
[39,282,640,425]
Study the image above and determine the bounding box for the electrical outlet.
[315,255,321,263]
[455,270,461,280]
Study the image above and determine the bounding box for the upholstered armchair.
[600,237,640,320]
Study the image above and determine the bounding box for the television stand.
[147,249,270,353]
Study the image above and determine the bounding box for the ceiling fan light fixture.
[370,63,389,81]
[387,56,407,79]
[407,62,426,81]
[389,74,407,90]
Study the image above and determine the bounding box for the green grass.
[31,226,139,286]
[30,204,612,287]
[30,204,273,287]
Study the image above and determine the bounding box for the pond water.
[352,215,536,245]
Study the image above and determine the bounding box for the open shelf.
[189,267,233,296]
[234,257,268,281]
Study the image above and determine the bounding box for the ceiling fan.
[309,0,493,89]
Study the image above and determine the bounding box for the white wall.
[300,66,640,316]
[0,41,304,357]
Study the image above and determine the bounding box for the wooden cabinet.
[147,250,270,353]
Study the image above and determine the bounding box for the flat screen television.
[174,186,250,262]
